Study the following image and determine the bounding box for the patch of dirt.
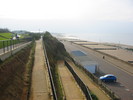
[0,44,33,100]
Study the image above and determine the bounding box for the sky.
[0,0,133,45]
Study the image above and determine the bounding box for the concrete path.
[58,61,85,100]
[67,61,111,100]
[29,40,52,100]
[0,42,31,60]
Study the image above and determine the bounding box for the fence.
[71,42,121,100]
[42,38,57,100]
[74,61,121,100]
[0,38,32,54]
[65,61,93,100]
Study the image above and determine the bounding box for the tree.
[0,28,10,33]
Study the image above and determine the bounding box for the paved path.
[0,42,31,60]
[29,40,52,100]
[58,61,85,100]
[67,61,111,100]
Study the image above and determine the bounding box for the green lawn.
[0,33,32,49]
[0,33,12,40]
[20,34,30,38]
[0,33,20,49]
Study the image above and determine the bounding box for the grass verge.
[0,42,35,100]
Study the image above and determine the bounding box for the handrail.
[42,38,58,100]
[65,61,93,100]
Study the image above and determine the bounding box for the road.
[29,40,52,100]
[62,41,133,100]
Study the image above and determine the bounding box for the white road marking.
[125,88,130,92]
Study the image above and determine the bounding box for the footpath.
[58,61,85,100]
[67,61,111,100]
[29,40,52,100]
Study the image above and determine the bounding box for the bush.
[43,32,70,100]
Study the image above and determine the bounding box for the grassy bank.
[43,32,70,100]
[21,42,35,100]
[0,42,35,100]
[43,32,99,100]
[0,33,12,40]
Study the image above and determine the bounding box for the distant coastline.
[55,33,133,48]
[58,33,133,46]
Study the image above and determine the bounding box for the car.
[99,74,117,82]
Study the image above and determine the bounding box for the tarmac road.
[62,41,133,100]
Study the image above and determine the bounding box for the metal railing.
[71,42,121,100]
[74,61,121,100]
[0,38,32,54]
[42,38,57,100]
[65,61,93,100]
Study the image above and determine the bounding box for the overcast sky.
[0,0,133,45]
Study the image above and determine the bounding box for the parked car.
[99,74,117,82]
